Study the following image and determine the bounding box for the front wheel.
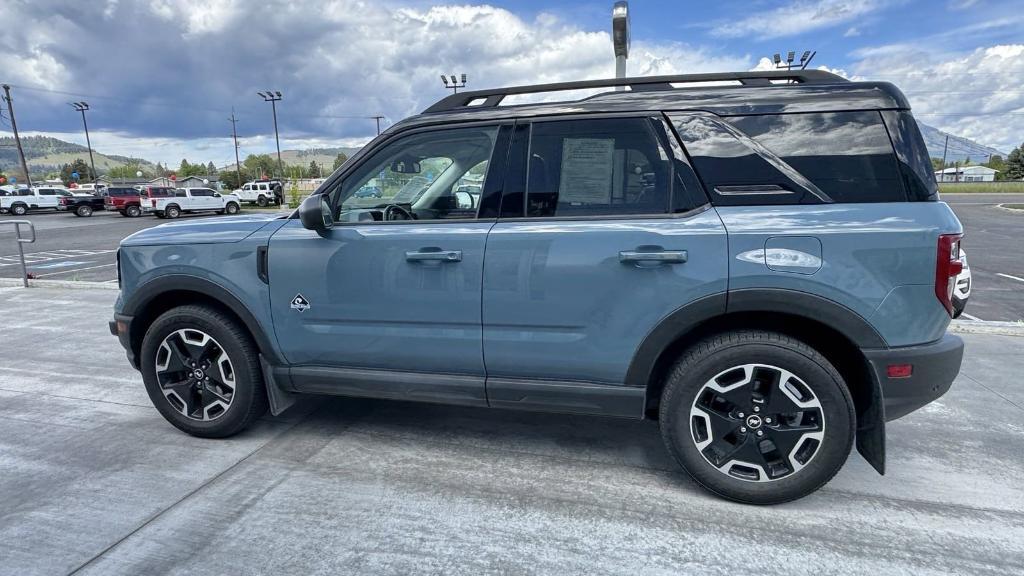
[659,331,854,504]
[225,202,240,215]
[140,305,267,437]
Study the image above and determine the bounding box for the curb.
[997,203,1024,213]
[949,319,1024,337]
[0,277,120,290]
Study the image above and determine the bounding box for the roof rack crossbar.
[423,70,847,114]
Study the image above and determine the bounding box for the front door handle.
[405,249,462,262]
[619,249,687,264]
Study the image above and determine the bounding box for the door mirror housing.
[299,194,334,233]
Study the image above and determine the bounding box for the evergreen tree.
[333,152,348,171]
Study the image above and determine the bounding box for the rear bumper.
[109,313,138,370]
[865,333,964,421]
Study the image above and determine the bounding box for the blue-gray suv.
[111,70,965,504]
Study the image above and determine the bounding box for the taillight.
[152,199,157,207]
[935,233,964,316]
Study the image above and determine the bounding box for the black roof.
[390,70,910,133]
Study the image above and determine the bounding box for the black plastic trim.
[256,245,269,284]
[486,377,646,417]
[865,333,963,422]
[288,365,487,407]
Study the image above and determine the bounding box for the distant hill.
[220,146,363,173]
[0,135,157,174]
[918,123,1007,164]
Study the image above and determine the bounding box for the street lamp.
[612,1,630,90]
[772,50,815,70]
[70,102,97,182]
[440,74,467,94]
[257,90,284,178]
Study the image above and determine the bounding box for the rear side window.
[524,118,671,217]
[723,112,904,203]
[191,188,214,197]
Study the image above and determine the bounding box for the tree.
[206,161,217,176]
[108,164,148,180]
[308,160,321,178]
[1005,144,1024,180]
[243,154,276,179]
[60,158,93,186]
[333,152,348,171]
[219,168,250,190]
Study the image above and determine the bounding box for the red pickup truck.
[103,186,175,217]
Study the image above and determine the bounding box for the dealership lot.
[0,286,1022,575]
[2,193,1021,320]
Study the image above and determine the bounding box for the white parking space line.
[0,249,116,267]
[961,312,982,321]
[33,262,117,278]
[997,272,1024,283]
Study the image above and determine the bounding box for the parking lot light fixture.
[257,90,284,179]
[441,74,467,94]
[612,1,630,89]
[70,101,97,182]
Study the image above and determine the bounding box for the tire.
[256,195,268,207]
[659,330,855,505]
[155,212,166,219]
[76,205,93,217]
[125,205,142,218]
[165,205,181,219]
[11,203,27,216]
[952,297,966,319]
[140,305,267,437]
[225,202,240,215]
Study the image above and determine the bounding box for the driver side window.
[332,125,499,222]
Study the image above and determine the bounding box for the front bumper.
[103,204,120,211]
[865,333,964,421]
[109,313,138,370]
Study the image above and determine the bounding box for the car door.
[481,116,728,413]
[267,122,511,404]
[37,188,59,208]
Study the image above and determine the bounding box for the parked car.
[58,193,106,217]
[952,249,971,318]
[150,187,241,218]
[103,186,145,217]
[233,180,283,207]
[139,186,176,215]
[73,183,107,195]
[0,186,65,215]
[111,70,964,504]
[352,184,383,198]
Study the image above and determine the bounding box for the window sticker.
[558,138,615,204]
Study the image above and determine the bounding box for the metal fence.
[0,220,36,287]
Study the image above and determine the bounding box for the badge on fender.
[290,293,311,313]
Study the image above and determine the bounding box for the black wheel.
[225,202,240,215]
[659,331,854,504]
[126,205,142,218]
[11,203,27,216]
[140,305,267,437]
[76,205,93,217]
[952,297,966,319]
[165,205,181,219]
[256,195,268,207]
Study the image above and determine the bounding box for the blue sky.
[1,0,1021,166]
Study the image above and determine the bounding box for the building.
[175,175,221,189]
[934,165,998,182]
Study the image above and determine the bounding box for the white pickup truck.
[0,187,69,215]
[233,180,282,207]
[150,187,242,219]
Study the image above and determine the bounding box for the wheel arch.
[122,275,282,367]
[629,289,886,474]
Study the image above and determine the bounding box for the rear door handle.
[405,249,462,262]
[619,250,687,264]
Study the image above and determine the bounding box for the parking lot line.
[961,312,982,321]
[33,262,117,278]
[997,272,1024,283]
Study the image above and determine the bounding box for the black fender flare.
[121,274,282,365]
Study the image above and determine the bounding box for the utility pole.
[257,91,283,178]
[940,134,949,181]
[2,84,32,188]
[70,102,97,181]
[229,108,242,188]
[371,115,384,136]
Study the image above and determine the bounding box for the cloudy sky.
[1,0,1022,166]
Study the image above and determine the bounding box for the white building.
[934,165,999,182]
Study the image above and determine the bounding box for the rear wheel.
[11,203,27,216]
[256,195,268,207]
[659,331,854,504]
[125,205,142,218]
[165,205,181,219]
[76,205,93,217]
[140,305,267,437]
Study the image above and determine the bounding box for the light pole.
[612,1,630,89]
[440,74,467,94]
[772,50,815,71]
[257,91,284,178]
[70,102,97,182]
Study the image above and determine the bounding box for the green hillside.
[0,135,156,175]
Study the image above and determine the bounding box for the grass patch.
[1000,204,1024,210]
[940,182,1024,193]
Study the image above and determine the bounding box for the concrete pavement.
[1,286,1023,575]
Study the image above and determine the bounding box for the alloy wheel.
[690,363,825,482]
[154,328,236,421]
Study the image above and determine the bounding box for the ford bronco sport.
[111,70,964,504]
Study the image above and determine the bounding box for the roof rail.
[423,70,848,114]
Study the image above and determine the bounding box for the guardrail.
[0,220,36,287]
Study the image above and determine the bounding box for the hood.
[120,214,285,246]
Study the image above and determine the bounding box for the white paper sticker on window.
[558,138,615,204]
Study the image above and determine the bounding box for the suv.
[110,71,964,504]
[234,180,283,207]
[150,187,241,218]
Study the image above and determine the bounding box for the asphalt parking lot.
[1,286,1023,575]
[2,193,1021,320]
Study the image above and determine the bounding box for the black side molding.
[487,377,645,418]
[256,245,269,284]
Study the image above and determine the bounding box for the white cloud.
[844,26,860,37]
[850,44,1024,152]
[710,0,883,39]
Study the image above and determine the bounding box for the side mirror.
[213,192,221,197]
[299,194,333,233]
